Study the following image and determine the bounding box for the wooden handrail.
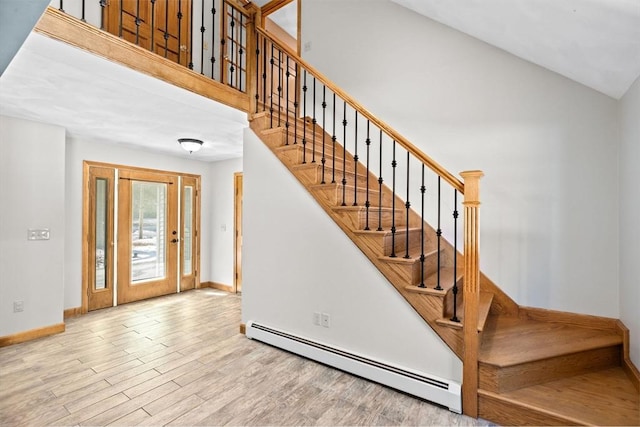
[256,27,464,194]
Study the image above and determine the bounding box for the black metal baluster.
[188,0,193,69]
[255,31,259,113]
[200,0,206,71]
[293,63,298,143]
[238,14,244,91]
[269,43,274,127]
[285,57,290,145]
[229,9,236,88]
[135,0,141,45]
[364,121,371,230]
[164,0,170,58]
[177,0,183,65]
[277,48,282,126]
[262,37,267,113]
[331,93,336,183]
[404,151,411,259]
[302,70,307,164]
[211,2,216,78]
[119,0,123,37]
[353,111,358,206]
[321,86,327,184]
[390,140,397,258]
[150,0,157,50]
[451,189,460,322]
[341,102,347,206]
[81,0,86,21]
[435,176,442,290]
[59,0,64,12]
[311,78,317,163]
[100,0,107,30]
[377,130,383,231]
[419,165,426,287]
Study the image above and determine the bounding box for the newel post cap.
[460,170,484,203]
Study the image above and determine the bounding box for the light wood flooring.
[0,289,488,426]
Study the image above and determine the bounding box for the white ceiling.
[391,0,640,99]
[1,1,638,163]
[0,32,248,162]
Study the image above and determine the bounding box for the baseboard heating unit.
[245,321,462,413]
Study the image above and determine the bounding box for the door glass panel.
[183,186,193,275]
[95,178,108,290]
[131,181,167,282]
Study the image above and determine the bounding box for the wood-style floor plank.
[0,289,481,426]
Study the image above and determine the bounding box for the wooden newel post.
[460,170,483,418]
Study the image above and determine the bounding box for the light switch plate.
[28,229,50,240]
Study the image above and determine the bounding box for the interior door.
[88,166,115,311]
[105,0,192,67]
[117,169,178,304]
[180,176,199,291]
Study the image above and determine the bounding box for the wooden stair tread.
[480,367,639,426]
[479,316,623,367]
[353,227,422,237]
[405,267,461,293]
[434,292,494,331]
[379,248,439,265]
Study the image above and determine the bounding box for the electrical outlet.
[13,301,24,313]
[28,229,50,240]
[313,312,321,326]
[304,41,312,52]
[321,312,330,328]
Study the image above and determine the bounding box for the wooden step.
[378,248,441,286]
[275,145,356,172]
[479,316,623,393]
[292,163,370,188]
[310,183,390,208]
[332,206,407,231]
[261,126,336,152]
[353,227,424,257]
[434,292,494,332]
[478,367,639,426]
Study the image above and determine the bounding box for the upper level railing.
[50,0,252,93]
[253,26,483,417]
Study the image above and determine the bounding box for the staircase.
[250,109,640,425]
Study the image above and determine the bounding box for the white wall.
[619,76,640,368]
[242,128,462,382]
[209,157,243,286]
[64,137,215,310]
[302,0,620,318]
[0,116,65,336]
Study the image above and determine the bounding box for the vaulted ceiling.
[1,0,638,163]
[391,0,640,99]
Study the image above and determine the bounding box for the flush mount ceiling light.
[178,138,203,153]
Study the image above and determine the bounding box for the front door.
[104,0,192,67]
[117,169,179,304]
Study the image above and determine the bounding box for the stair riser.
[312,185,391,208]
[263,130,342,155]
[382,251,441,286]
[294,165,370,189]
[357,229,424,258]
[478,391,573,426]
[333,209,407,231]
[278,148,356,173]
[479,345,622,393]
